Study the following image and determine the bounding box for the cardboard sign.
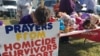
[0,22,59,56]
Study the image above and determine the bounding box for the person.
[83,0,96,13]
[17,0,33,19]
[73,0,83,12]
[59,0,75,15]
[19,6,51,25]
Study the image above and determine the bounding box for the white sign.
[0,22,59,56]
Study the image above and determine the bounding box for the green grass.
[0,17,19,25]
[1,17,100,56]
[59,38,100,56]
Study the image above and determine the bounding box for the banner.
[60,28,100,42]
[0,22,59,56]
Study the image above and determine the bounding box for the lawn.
[1,17,100,56]
[59,38,100,56]
[0,17,19,25]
